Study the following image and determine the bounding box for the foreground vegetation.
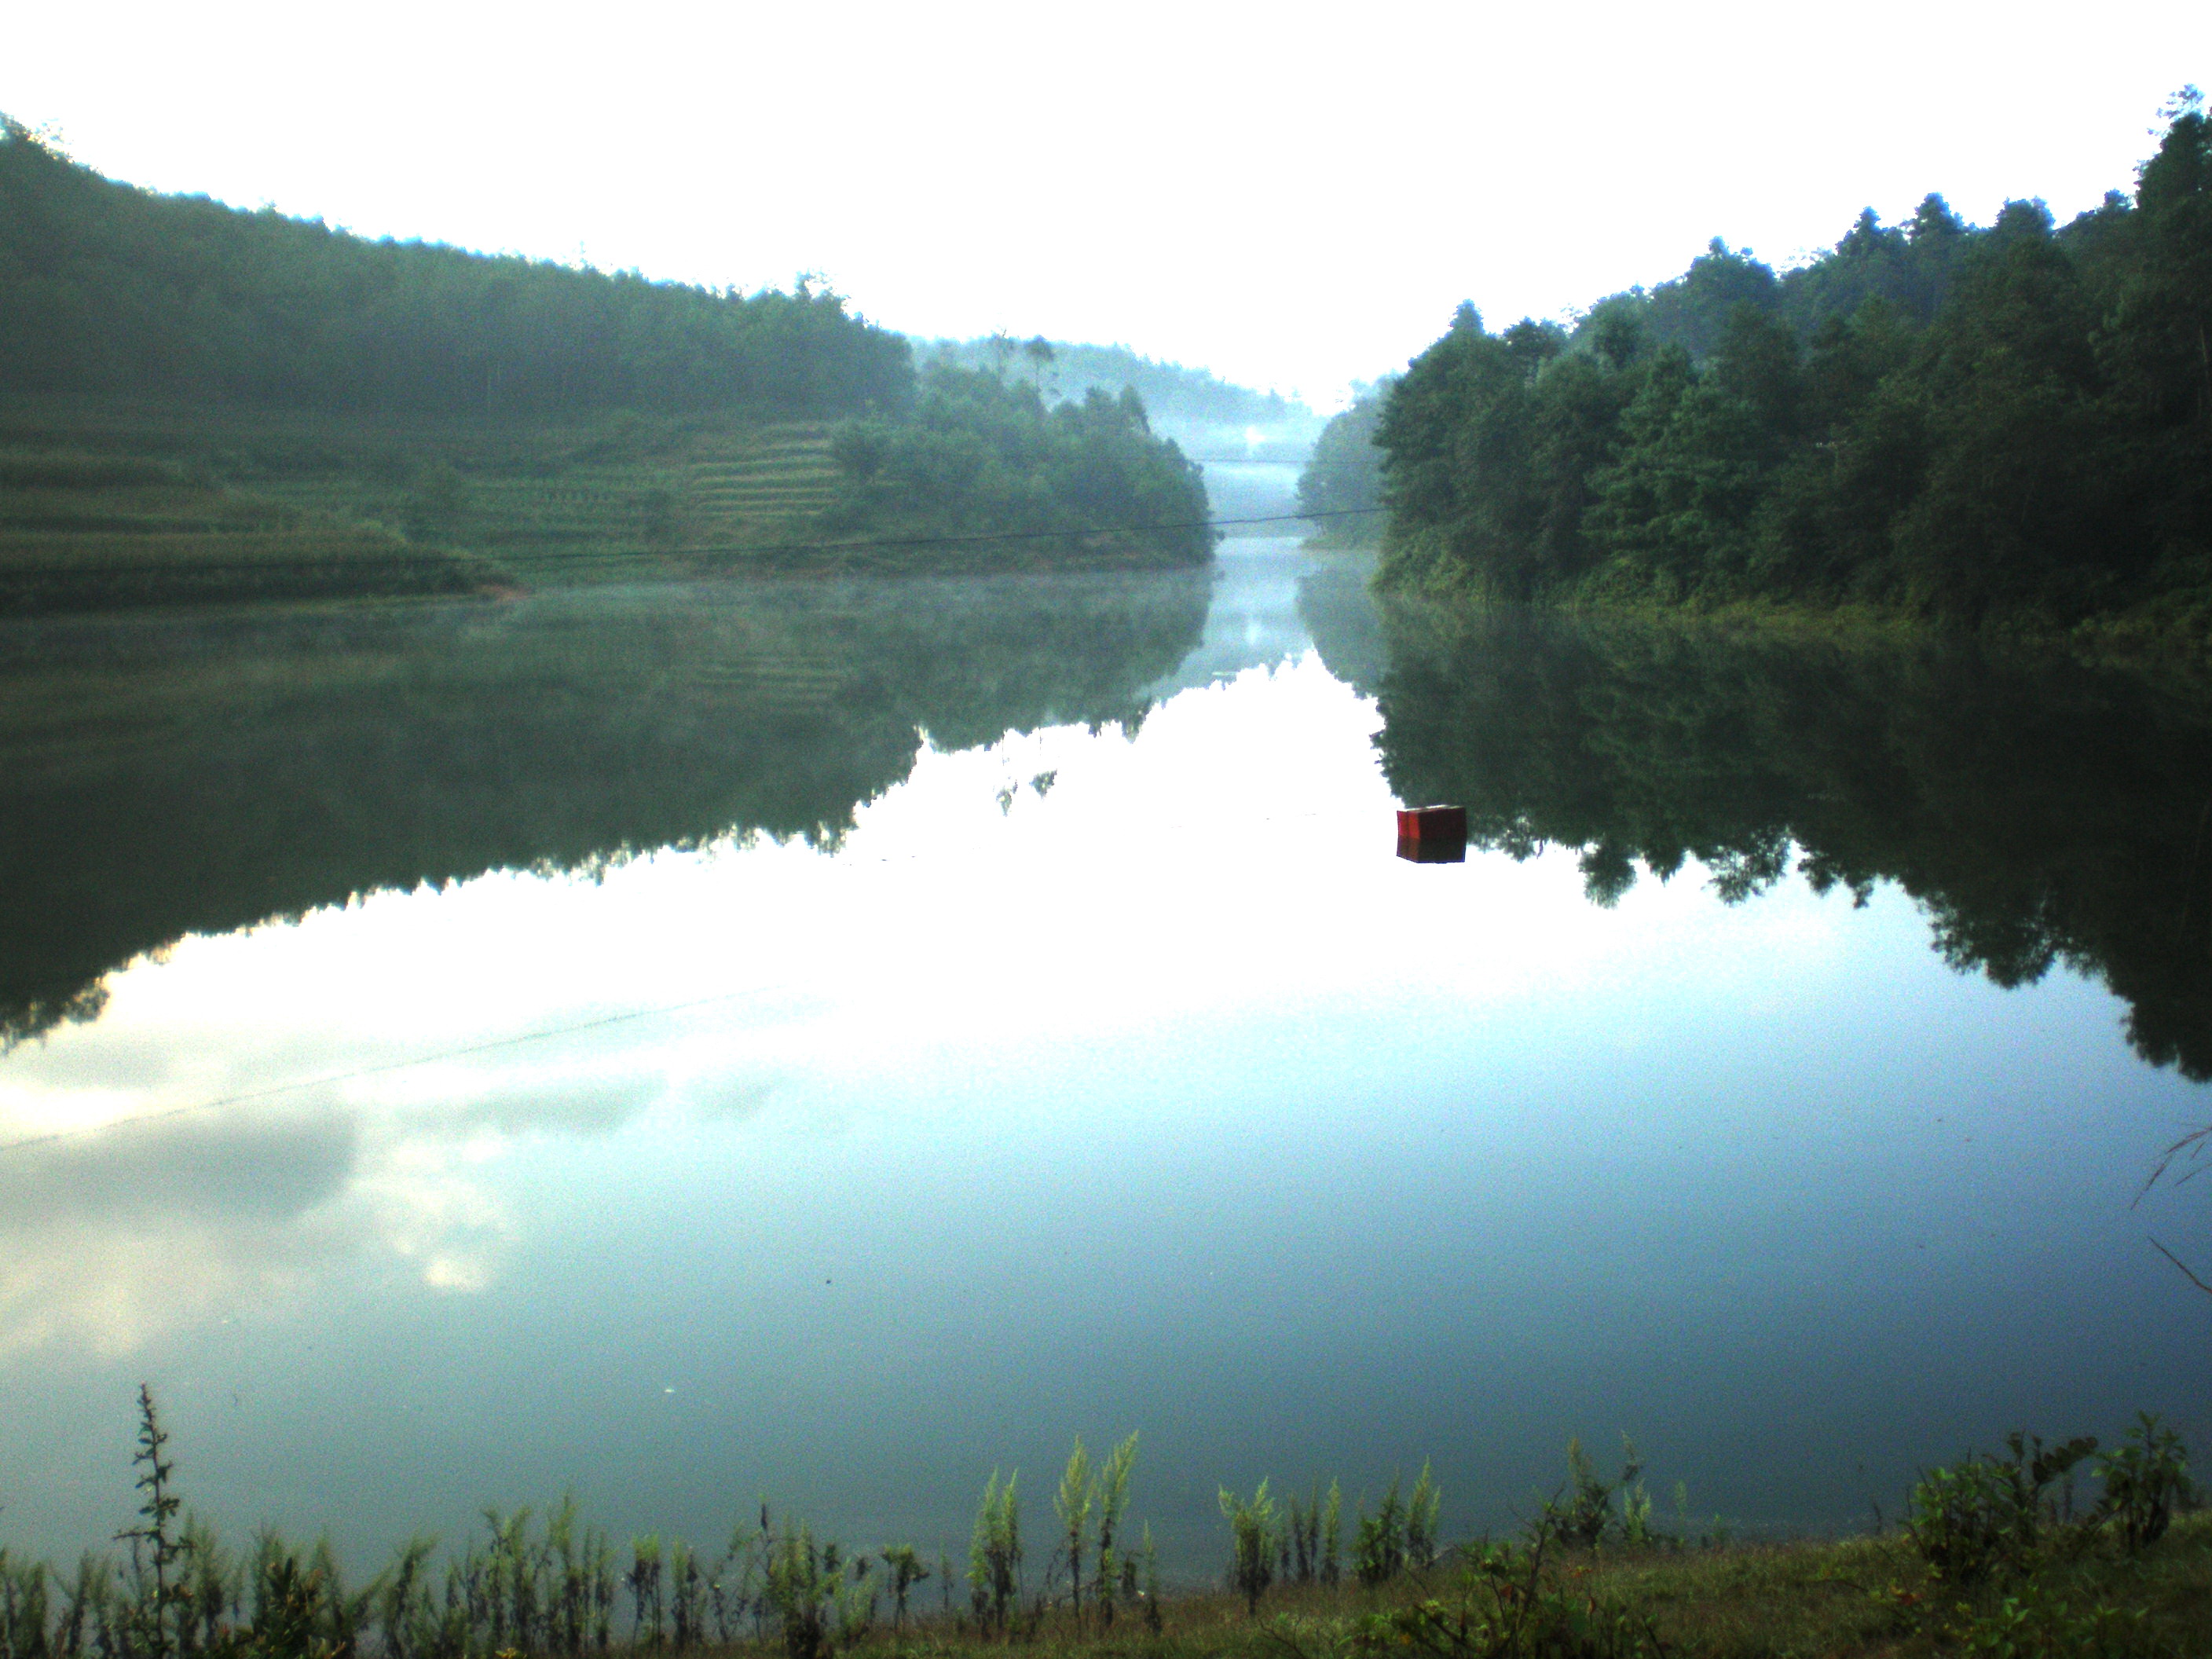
[2,1393,2202,1659]
[0,121,1213,608]
[1371,92,2212,643]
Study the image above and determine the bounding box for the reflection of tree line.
[0,573,1208,1045]
[1300,590,2212,1080]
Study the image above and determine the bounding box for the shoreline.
[1358,572,2212,689]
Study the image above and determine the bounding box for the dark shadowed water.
[1,541,2206,1580]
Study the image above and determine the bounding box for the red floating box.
[1395,804,1467,842]
[1395,804,1467,863]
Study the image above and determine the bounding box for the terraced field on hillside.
[683,426,843,548]
[0,447,495,613]
[0,405,854,607]
[362,422,847,573]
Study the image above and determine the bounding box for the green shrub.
[1354,1480,1404,1585]
[1906,1430,2099,1583]
[1316,1518,1668,1659]
[1944,1579,2148,1657]
[1,1549,53,1659]
[1557,1436,1653,1550]
[1908,1460,2027,1585]
[2095,1413,2196,1554]
[762,1524,839,1659]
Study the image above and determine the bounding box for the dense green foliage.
[822,368,1213,566]
[0,119,911,418]
[1295,383,1390,537]
[1375,95,2212,628]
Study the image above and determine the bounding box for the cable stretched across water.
[0,988,771,1157]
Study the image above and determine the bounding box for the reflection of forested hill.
[1371,605,2212,1079]
[0,572,1207,1042]
[1295,552,1389,694]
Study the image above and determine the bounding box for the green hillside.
[0,121,1212,608]
[0,119,909,418]
[0,438,493,610]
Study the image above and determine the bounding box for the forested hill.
[0,119,911,417]
[1375,94,2212,635]
[0,121,1222,604]
[1295,381,1392,543]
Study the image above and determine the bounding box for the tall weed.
[1218,1481,1277,1616]
[1088,1435,1136,1631]
[1406,1464,1443,1571]
[1051,1442,1090,1625]
[965,1474,1021,1637]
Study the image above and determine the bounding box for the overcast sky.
[7,1,2207,406]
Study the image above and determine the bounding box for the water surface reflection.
[0,548,2203,1577]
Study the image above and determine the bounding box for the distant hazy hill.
[917,337,1310,430]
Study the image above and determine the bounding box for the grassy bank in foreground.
[5,1397,2203,1659]
[1125,1525,2212,1659]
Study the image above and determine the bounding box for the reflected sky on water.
[0,541,2205,1577]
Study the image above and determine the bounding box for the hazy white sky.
[7,1,2208,405]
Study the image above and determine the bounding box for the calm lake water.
[1,540,2207,1580]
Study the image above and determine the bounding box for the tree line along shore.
[1298,92,2212,651]
[0,122,1213,613]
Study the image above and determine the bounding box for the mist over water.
[0,542,2207,1581]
